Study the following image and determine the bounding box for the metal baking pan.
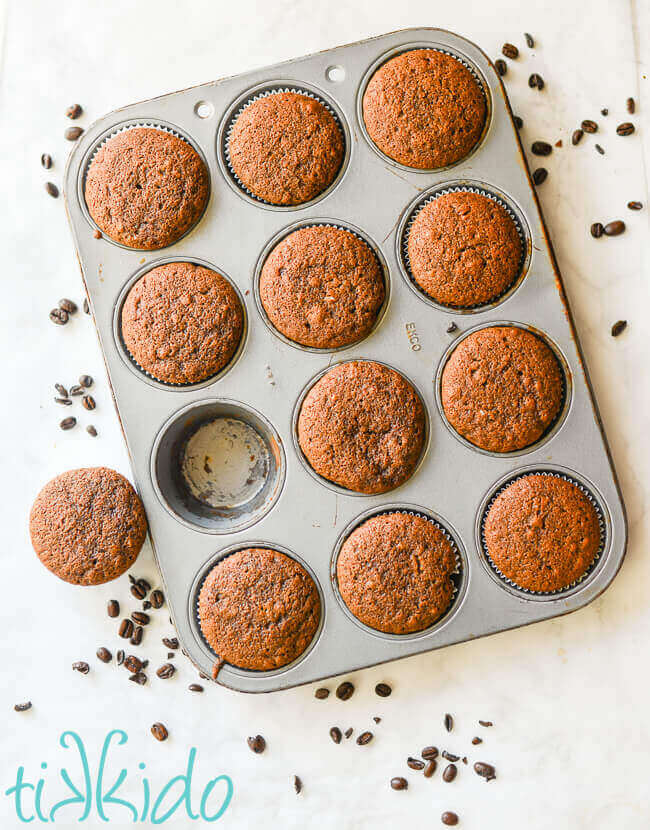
[63,27,627,692]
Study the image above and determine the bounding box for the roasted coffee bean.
[130,580,149,600]
[407,757,425,771]
[162,637,179,650]
[373,717,381,724]
[129,671,147,685]
[595,143,605,155]
[441,811,459,826]
[442,751,460,762]
[293,775,302,794]
[513,115,523,129]
[478,720,493,727]
[572,129,584,145]
[124,655,143,674]
[149,589,164,609]
[581,119,598,133]
[472,736,483,745]
[495,58,507,76]
[130,626,143,646]
[79,374,93,388]
[423,760,437,778]
[131,611,150,626]
[315,688,330,699]
[422,746,439,760]
[83,298,90,314]
[616,122,635,136]
[390,777,408,791]
[50,307,68,325]
[375,682,392,697]
[41,153,52,169]
[611,320,627,337]
[604,220,625,236]
[528,73,544,90]
[344,728,353,739]
[590,222,604,238]
[167,652,174,659]
[524,32,535,47]
[356,731,373,746]
[628,201,643,210]
[66,104,83,119]
[336,681,354,701]
[531,141,552,156]
[601,108,609,116]
[54,383,68,397]
[627,97,635,114]
[45,182,59,198]
[55,397,72,406]
[247,735,266,754]
[72,661,89,674]
[157,663,175,679]
[14,701,33,712]
[142,660,149,669]
[142,601,152,611]
[474,761,496,781]
[64,126,84,141]
[446,322,458,334]
[329,727,342,744]
[532,168,548,186]
[444,713,453,732]
[107,602,119,622]
[151,723,168,742]
[119,619,134,639]
[69,384,84,396]
[82,395,96,411]
[502,43,518,59]
[462,757,468,764]
[96,647,112,663]
[442,763,457,782]
[189,683,204,693]
[116,649,125,665]
[59,298,77,314]
[59,417,76,431]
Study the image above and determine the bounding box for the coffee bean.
[478,720,493,727]
[472,737,483,745]
[130,580,149,600]
[129,671,147,685]
[116,649,124,665]
[167,653,174,659]
[82,395,96,411]
[616,122,635,136]
[628,201,643,210]
[528,73,544,90]
[407,757,425,770]
[293,775,302,794]
[423,760,437,778]
[601,108,609,116]
[131,611,150,626]
[502,43,518,59]
[72,661,89,674]
[59,417,76,431]
[124,655,143,674]
[119,619,134,639]
[611,320,627,337]
[604,220,625,236]
[627,97,635,114]
[329,727,342,744]
[79,374,93,388]
[532,168,548,186]
[50,307,68,325]
[143,600,152,611]
[581,119,598,133]
[595,143,605,155]
[572,129,584,145]
[107,601,119,621]
[157,663,175,679]
[336,681,354,701]
[45,182,59,198]
[144,590,162,610]
[41,153,52,169]
[531,141,552,156]
[495,59,507,76]
[142,660,149,669]
[390,777,408,791]
[373,717,381,724]
[315,688,329,699]
[66,104,83,119]
[14,701,32,712]
[96,647,112,663]
[446,322,458,334]
[513,115,523,129]
[247,735,266,754]
[55,397,72,406]
[375,682,392,697]
[83,298,90,314]
[442,751,460,762]
[69,384,84,396]
[444,713,453,732]
[422,746,439,760]
[590,222,604,238]
[130,626,143,646]
[356,731,373,746]
[344,728,353,739]
[54,383,68,397]
[441,811,459,826]
[59,298,77,314]
[189,683,204,692]
[524,32,535,47]
[151,723,168,742]
[474,761,496,781]
[64,126,84,141]
[442,764,457,782]
[462,757,468,765]
[162,637,179,650]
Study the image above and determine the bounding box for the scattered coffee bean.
[315,687,330,699]
[513,115,523,129]
[54,383,68,397]
[422,746,439,760]
[124,655,143,674]
[442,751,460,762]
[611,320,627,337]
[83,298,90,314]
[442,764,457,782]
[131,611,150,626]
[82,395,96,411]
[590,222,604,238]
[532,168,548,186]
[356,731,373,746]
[189,683,204,693]
[472,737,483,745]
[59,417,76,431]
[142,600,152,611]
[604,220,625,236]
[247,735,266,754]
[524,32,535,48]
[45,182,59,198]
[627,201,643,210]
[344,728,353,739]
[373,717,381,724]
[444,713,453,732]
[528,73,544,90]
[407,757,425,771]
[375,682,392,697]
[72,661,89,675]
[130,580,149,600]
[64,126,84,141]
[79,374,93,388]
[329,727,342,744]
[85,423,98,438]
[478,720,493,727]
[627,97,635,114]
[119,619,134,639]
[601,108,609,116]
[595,143,605,155]
[162,637,179,650]
[423,760,437,778]
[142,660,149,669]
[390,777,408,791]
[157,663,175,679]
[66,104,83,119]
[151,723,168,742]
[581,119,598,133]
[167,652,174,659]
[15,701,33,712]
[502,43,518,59]
[130,626,143,646]
[129,671,147,685]
[572,129,584,145]
[116,649,125,666]
[616,122,635,136]
[69,384,84,396]
[59,298,77,314]
[55,397,72,406]
[474,761,496,781]
[50,307,68,325]
[96,647,112,663]
[293,775,302,794]
[495,58,507,76]
[531,141,552,156]
[336,681,354,701]
[441,812,459,826]
[446,322,458,334]
[41,153,52,169]
[150,589,165,609]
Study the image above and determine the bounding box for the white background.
[1,0,649,827]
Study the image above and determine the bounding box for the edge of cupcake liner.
[479,471,607,597]
[222,85,347,206]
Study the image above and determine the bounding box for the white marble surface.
[1,0,649,826]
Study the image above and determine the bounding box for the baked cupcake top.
[298,361,425,494]
[198,548,321,671]
[441,326,564,453]
[362,49,486,169]
[483,474,601,592]
[121,262,244,384]
[259,226,385,348]
[29,467,147,586]
[407,191,523,307]
[337,512,457,634]
[228,91,344,205]
[85,127,209,249]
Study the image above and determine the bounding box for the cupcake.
[29,468,147,585]
[85,127,209,249]
[297,361,425,494]
[407,191,522,307]
[483,474,602,592]
[121,261,244,384]
[337,512,457,634]
[227,91,344,205]
[362,49,486,169]
[441,326,564,453]
[198,548,321,671]
[259,225,385,348]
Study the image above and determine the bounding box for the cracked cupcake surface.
[198,548,321,671]
[85,127,209,249]
[121,261,244,384]
[337,512,457,634]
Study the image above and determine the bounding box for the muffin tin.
[63,27,627,692]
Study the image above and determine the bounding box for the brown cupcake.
[29,468,147,586]
[337,512,457,634]
[121,261,244,384]
[85,127,209,249]
[227,91,344,205]
[441,326,564,453]
[483,474,602,592]
[407,191,522,307]
[198,548,321,671]
[259,226,385,348]
[297,361,425,494]
[362,49,486,169]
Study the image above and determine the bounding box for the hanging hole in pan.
[194,100,214,119]
[326,65,346,83]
